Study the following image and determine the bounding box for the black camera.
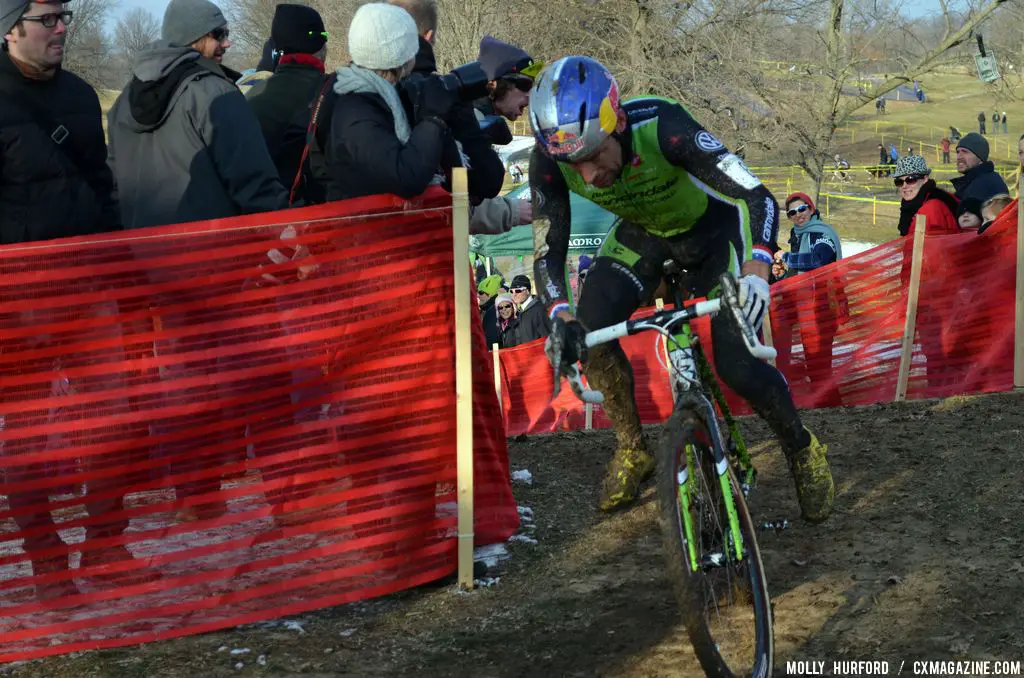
[435,61,490,102]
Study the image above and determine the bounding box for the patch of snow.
[217,646,229,653]
[234,662,244,670]
[230,648,250,655]
[473,543,509,568]
[339,628,357,637]
[284,620,306,634]
[511,469,533,485]
[474,577,501,587]
[509,534,538,545]
[257,655,267,666]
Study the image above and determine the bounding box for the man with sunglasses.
[530,56,834,521]
[106,0,287,228]
[467,36,543,235]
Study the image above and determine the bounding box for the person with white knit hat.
[326,2,462,200]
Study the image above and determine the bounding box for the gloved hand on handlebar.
[737,274,771,333]
[545,316,588,376]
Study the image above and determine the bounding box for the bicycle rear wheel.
[657,407,773,678]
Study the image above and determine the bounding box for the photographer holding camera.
[386,0,505,207]
[327,3,502,201]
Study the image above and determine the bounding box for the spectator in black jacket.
[0,0,120,241]
[328,3,453,200]
[509,274,551,344]
[247,4,329,200]
[951,133,1009,205]
[494,293,520,348]
[0,0,160,598]
[478,274,504,347]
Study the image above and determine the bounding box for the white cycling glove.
[737,274,771,333]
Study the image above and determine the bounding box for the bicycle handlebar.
[559,273,776,404]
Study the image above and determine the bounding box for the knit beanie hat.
[578,254,593,274]
[272,4,326,55]
[347,3,418,71]
[162,0,226,48]
[785,192,815,213]
[478,274,504,297]
[893,154,931,178]
[957,132,990,162]
[494,294,515,309]
[510,274,532,291]
[477,35,534,80]
[1,0,29,38]
[956,197,983,221]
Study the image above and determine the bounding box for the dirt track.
[6,392,1024,677]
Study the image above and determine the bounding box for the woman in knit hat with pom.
[327,3,460,201]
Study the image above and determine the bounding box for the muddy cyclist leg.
[672,202,834,522]
[577,221,667,510]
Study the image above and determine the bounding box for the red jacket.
[941,138,951,152]
[909,196,961,236]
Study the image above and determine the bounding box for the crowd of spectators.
[0,0,545,599]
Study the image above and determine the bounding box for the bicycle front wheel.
[657,407,773,678]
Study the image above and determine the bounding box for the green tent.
[469,184,617,257]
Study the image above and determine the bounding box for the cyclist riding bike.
[528,56,834,522]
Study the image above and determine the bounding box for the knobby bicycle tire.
[656,406,773,678]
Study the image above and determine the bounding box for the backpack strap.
[289,73,337,206]
[0,81,88,177]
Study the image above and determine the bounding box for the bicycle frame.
[562,272,776,573]
[663,288,748,572]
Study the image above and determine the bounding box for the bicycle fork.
[666,327,745,572]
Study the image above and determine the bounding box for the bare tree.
[113,8,160,58]
[109,8,160,85]
[62,0,117,89]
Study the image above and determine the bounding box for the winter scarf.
[333,64,410,142]
[898,179,958,236]
[791,214,843,259]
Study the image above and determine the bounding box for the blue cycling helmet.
[529,56,621,162]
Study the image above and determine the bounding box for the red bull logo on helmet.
[547,128,585,156]
[599,81,620,133]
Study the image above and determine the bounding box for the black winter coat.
[516,297,552,345]
[247,61,325,181]
[402,38,505,203]
[0,52,120,243]
[481,297,500,348]
[950,161,1010,205]
[327,88,450,200]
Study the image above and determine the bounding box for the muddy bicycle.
[554,269,774,678]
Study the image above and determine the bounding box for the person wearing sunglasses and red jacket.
[893,154,960,237]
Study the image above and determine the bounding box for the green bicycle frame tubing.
[718,465,744,561]
[680,444,700,572]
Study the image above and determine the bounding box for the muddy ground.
[5,392,1024,677]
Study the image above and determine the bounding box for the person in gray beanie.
[951,131,1008,204]
[107,0,286,228]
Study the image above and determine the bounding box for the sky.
[109,0,171,27]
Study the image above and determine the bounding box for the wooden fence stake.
[492,343,502,417]
[1015,182,1024,388]
[452,168,475,590]
[895,216,926,402]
